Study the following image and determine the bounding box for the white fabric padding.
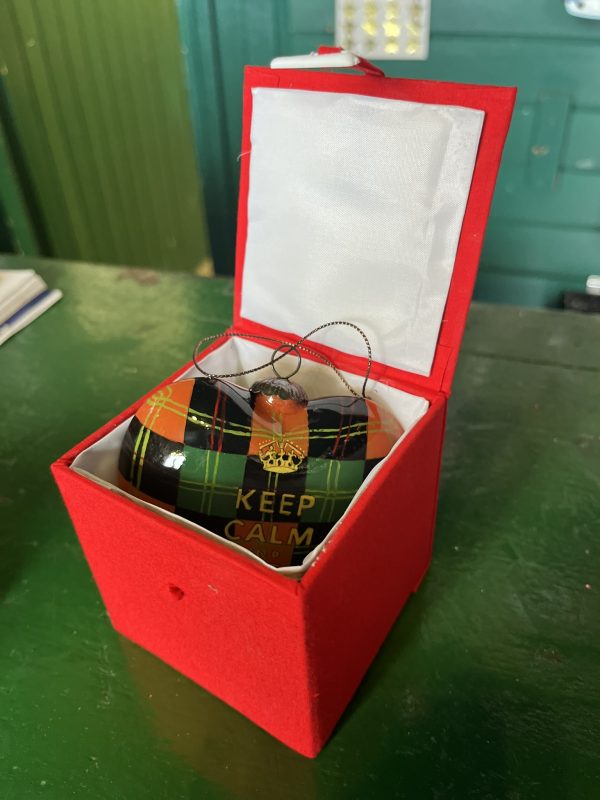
[241,88,484,376]
[71,339,429,577]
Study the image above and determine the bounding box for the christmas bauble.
[118,376,402,568]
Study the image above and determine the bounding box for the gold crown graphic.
[259,440,305,474]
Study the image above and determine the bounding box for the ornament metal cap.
[250,377,308,406]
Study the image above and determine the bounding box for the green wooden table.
[1,257,598,800]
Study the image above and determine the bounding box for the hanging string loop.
[192,320,373,399]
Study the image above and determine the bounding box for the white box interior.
[71,338,429,578]
[241,88,484,377]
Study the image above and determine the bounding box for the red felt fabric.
[316,44,385,77]
[52,395,446,757]
[300,398,447,746]
[52,461,317,753]
[52,63,515,757]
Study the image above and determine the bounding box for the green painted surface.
[0,0,211,272]
[177,0,286,275]
[1,256,599,799]
[0,96,39,255]
[178,0,600,306]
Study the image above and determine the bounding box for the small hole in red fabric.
[168,584,185,601]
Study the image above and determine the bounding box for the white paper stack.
[0,269,62,346]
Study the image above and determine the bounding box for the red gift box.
[52,49,515,757]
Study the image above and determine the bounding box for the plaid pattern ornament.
[118,374,403,568]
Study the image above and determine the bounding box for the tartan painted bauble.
[118,376,403,568]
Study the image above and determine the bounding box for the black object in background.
[563,293,600,314]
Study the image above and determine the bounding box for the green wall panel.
[474,271,573,309]
[483,223,600,281]
[288,0,600,40]
[178,0,600,306]
[493,173,600,228]
[178,0,285,274]
[0,95,39,254]
[565,110,600,171]
[0,0,211,271]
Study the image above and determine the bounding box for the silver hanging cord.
[192,320,373,399]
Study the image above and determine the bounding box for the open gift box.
[52,49,515,757]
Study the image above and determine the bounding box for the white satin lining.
[71,338,429,577]
[241,88,484,377]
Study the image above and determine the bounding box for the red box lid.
[232,49,516,397]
